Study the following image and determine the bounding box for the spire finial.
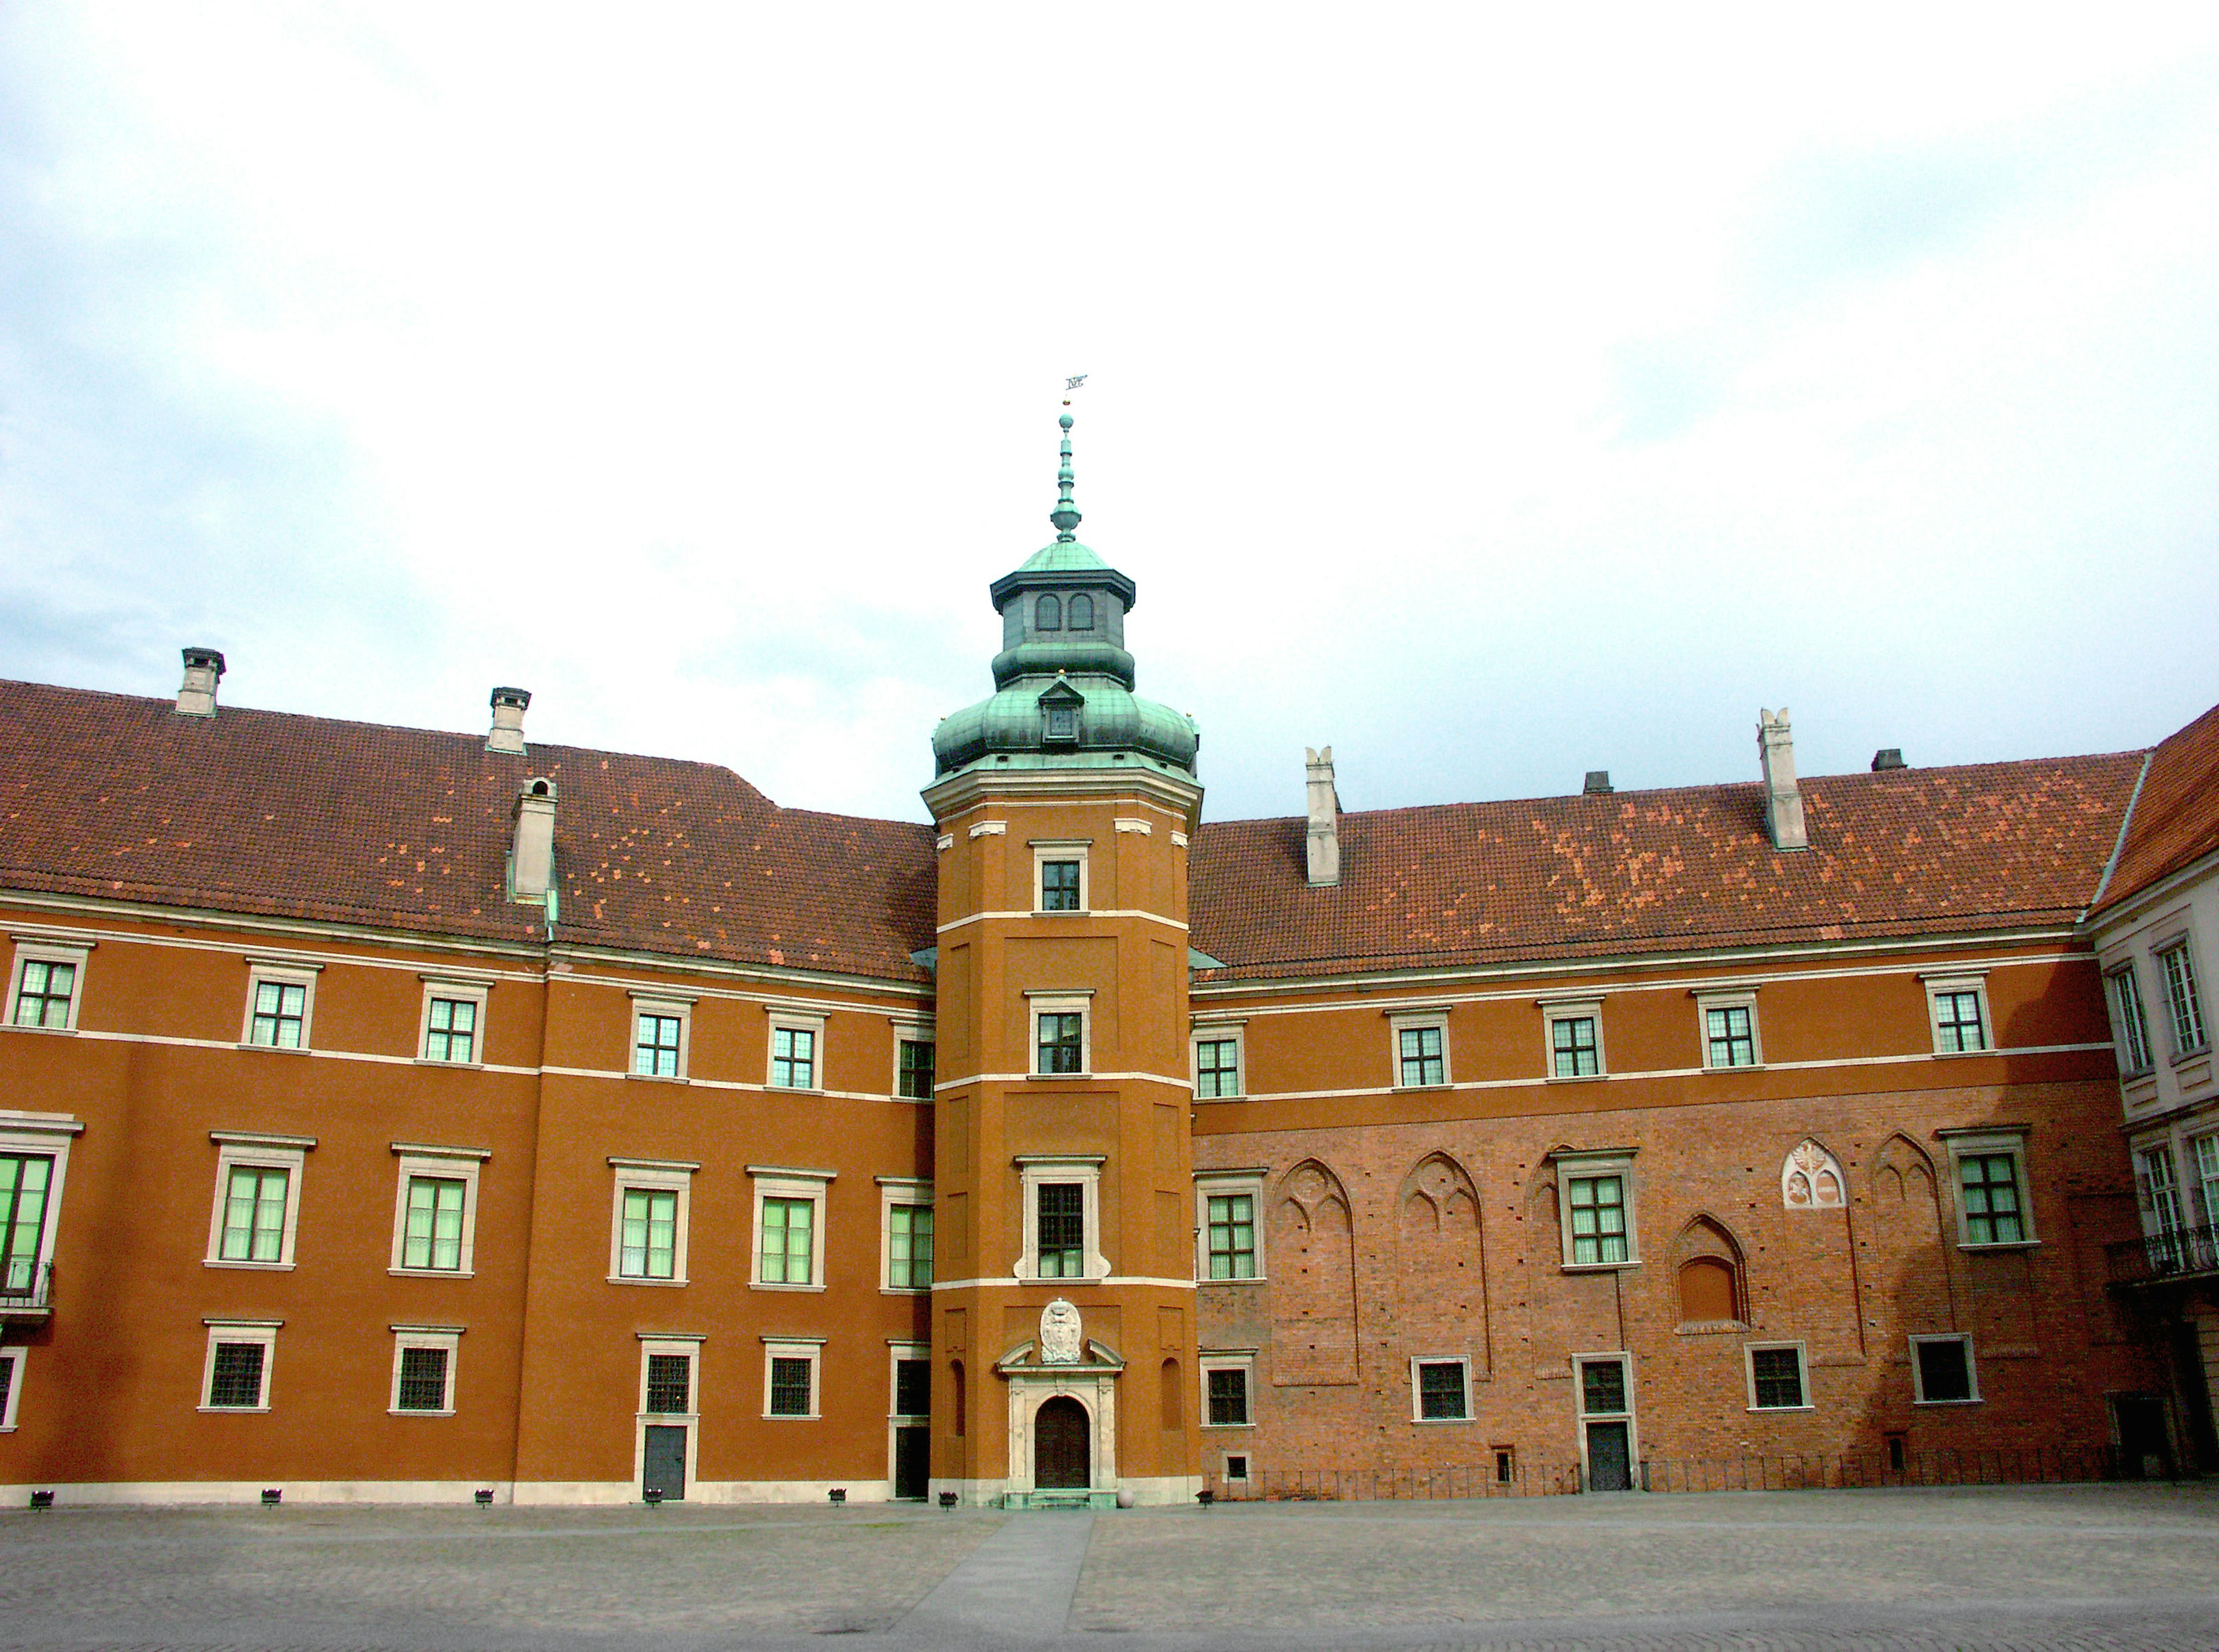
[1051,377,1084,542]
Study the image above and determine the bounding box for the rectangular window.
[0,1349,20,1431]
[1207,1366,1250,1427]
[1748,1345,1806,1409]
[401,1176,467,1271]
[2159,943,2209,1056]
[769,1356,814,1417]
[1037,1011,1083,1075]
[634,1013,684,1078]
[645,1353,692,1415]
[220,1165,291,1263]
[888,1203,933,1290]
[1037,1183,1085,1277]
[1931,988,1988,1053]
[248,979,307,1048]
[1705,1005,1757,1068]
[897,1038,935,1098]
[207,1341,266,1409]
[1911,1334,1978,1404]
[1958,1153,2026,1245]
[10,958,77,1030]
[759,1196,815,1285]
[2196,1135,2219,1230]
[1580,1357,1628,1417]
[772,1026,816,1089]
[1206,1193,1256,1280]
[1398,1025,1445,1087]
[1040,859,1082,911]
[423,997,477,1063]
[0,1154,53,1296]
[620,1188,678,1279]
[1196,1037,1241,1099]
[1416,1359,1468,1421]
[895,1358,930,1418]
[395,1346,450,1412]
[1552,1016,1601,1077]
[1566,1174,1628,1265]
[2109,967,2154,1074]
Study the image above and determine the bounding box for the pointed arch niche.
[1394,1152,1489,1375]
[1672,1213,1749,1330]
[1782,1139,1847,1210]
[1269,1159,1358,1386]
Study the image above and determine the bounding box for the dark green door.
[1586,1421,1631,1491]
[643,1425,687,1501]
[1034,1396,1089,1489]
[895,1425,930,1499]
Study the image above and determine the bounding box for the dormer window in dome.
[1036,595,1062,632]
[1039,678,1084,745]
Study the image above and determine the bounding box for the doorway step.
[1001,1487,1115,1509]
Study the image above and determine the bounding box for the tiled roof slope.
[2090,701,2219,918]
[0,680,937,982]
[1189,755,2147,982]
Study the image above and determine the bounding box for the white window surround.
[766,1006,829,1092]
[205,1133,315,1270]
[1552,1148,1639,1270]
[628,992,695,1082]
[1539,997,1606,1080]
[1920,970,1992,1056]
[1193,1169,1267,1283]
[1909,1332,1981,1405]
[634,1335,704,1495]
[0,1346,21,1431]
[1743,1340,1813,1411]
[388,1145,489,1277]
[2104,960,2155,1076]
[1387,1008,1451,1089]
[1200,1350,1256,1429]
[1937,1127,2038,1250]
[762,1336,825,1420]
[1694,986,1762,1069]
[879,1176,933,1293]
[1027,990,1093,1078]
[1410,1355,1473,1423]
[607,1158,698,1285]
[415,977,490,1066]
[199,1318,280,1413]
[1571,1351,1639,1484]
[1031,840,1092,914]
[1191,1019,1248,1101]
[239,959,322,1051]
[749,1165,834,1291]
[888,1340,930,1419]
[1014,1154,1108,1281]
[388,1324,462,1416]
[0,1111,80,1295]
[891,1015,936,1101]
[6,937,92,1033]
[2155,934,2210,1060]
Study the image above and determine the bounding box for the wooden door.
[1033,1395,1090,1489]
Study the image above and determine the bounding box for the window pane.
[0,1154,53,1293]
[1207,1367,1249,1425]
[1580,1359,1627,1416]
[1196,1038,1240,1099]
[621,1187,677,1278]
[762,1197,814,1284]
[1207,1193,1255,1279]
[1418,1361,1466,1420]
[1038,1183,1084,1276]
[1960,1154,2024,1244]
[898,1040,936,1099]
[1037,1012,1083,1074]
[634,1014,682,1078]
[1041,861,1081,911]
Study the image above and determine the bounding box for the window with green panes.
[1958,1153,2026,1244]
[760,1196,814,1284]
[1037,1183,1083,1277]
[1196,1038,1240,1098]
[423,997,476,1062]
[888,1202,933,1289]
[1552,1016,1600,1076]
[219,1164,290,1263]
[12,959,76,1029]
[402,1176,467,1271]
[1206,1193,1255,1279]
[634,1013,682,1077]
[0,1154,53,1294]
[248,979,307,1048]
[1037,1012,1083,1074]
[897,1038,934,1098]
[1398,1025,1444,1086]
[1566,1174,1627,1264]
[772,1026,816,1089]
[1705,1005,1756,1067]
[619,1187,677,1278]
[1932,989,1987,1053]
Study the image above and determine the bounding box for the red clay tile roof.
[1189,755,2148,981]
[0,680,937,983]
[2090,700,2219,918]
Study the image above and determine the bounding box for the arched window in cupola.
[1036,594,1062,631]
[1067,593,1095,631]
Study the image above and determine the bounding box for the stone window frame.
[1694,986,1762,1070]
[2104,958,2155,1076]
[1027,989,1093,1078]
[239,958,321,1052]
[762,1335,825,1421]
[749,1165,834,1291]
[415,975,491,1067]
[1387,1007,1451,1090]
[1220,1448,1252,1486]
[387,1144,489,1277]
[1193,1169,1267,1283]
[1015,1153,1108,1282]
[1409,1355,1473,1424]
[1031,840,1092,915]
[0,1111,80,1302]
[205,1132,315,1271]
[2154,933,2210,1061]
[6,937,91,1034]
[634,1333,705,1494]
[1909,1331,1981,1405]
[387,1324,462,1417]
[1937,1127,2038,1250]
[892,1015,936,1101]
[607,1157,697,1286]
[1920,970,1992,1056]
[1539,996,1606,1080]
[628,990,695,1082]
[1551,1147,1640,1271]
[199,1318,280,1413]
[0,1345,21,1431]
[1743,1340,1812,1412]
[1200,1350,1257,1430]
[1191,1018,1247,1101]
[878,1175,933,1294]
[767,1006,828,1093]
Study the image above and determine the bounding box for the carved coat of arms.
[1040,1298,1082,1364]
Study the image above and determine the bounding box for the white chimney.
[175,647,225,717]
[1305,745,1341,887]
[1757,708,1808,851]
[511,777,557,904]
[487,686,531,755]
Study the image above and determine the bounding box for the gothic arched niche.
[1397,1151,1480,1233]
[1270,1159,1358,1386]
[1671,1213,1747,1326]
[1782,1138,1847,1209]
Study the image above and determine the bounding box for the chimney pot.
[1305,745,1341,888]
[1871,748,1906,771]
[175,647,226,718]
[1583,770,1613,795]
[1756,707,1809,851]
[510,778,558,904]
[488,686,532,755]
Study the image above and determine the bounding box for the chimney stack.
[1305,746,1341,888]
[1583,770,1613,795]
[1871,748,1906,771]
[175,647,225,717]
[510,777,557,904]
[488,687,531,755]
[1756,708,1808,851]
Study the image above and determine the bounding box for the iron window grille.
[645,1353,692,1415]
[0,1154,53,1295]
[424,997,477,1063]
[1040,860,1082,911]
[1749,1347,1805,1409]
[1398,1026,1444,1087]
[207,1342,266,1409]
[219,1166,290,1263]
[619,1188,678,1279]
[895,1358,931,1417]
[1037,1183,1085,1277]
[769,1356,812,1416]
[11,960,75,1029]
[1958,1153,2026,1244]
[1580,1358,1628,1417]
[888,1204,933,1290]
[396,1346,449,1412]
[897,1040,936,1098]
[1566,1175,1628,1265]
[2160,944,2209,1055]
[759,1197,814,1285]
[1705,1005,1757,1068]
[1206,1194,1255,1279]
[1037,1012,1083,1074]
[1196,1038,1240,1098]
[402,1176,466,1271]
[634,1014,683,1078]
[2109,968,2154,1072]
[1932,989,1987,1053]
[1552,1016,1601,1077]
[248,980,307,1048]
[1207,1367,1249,1426]
[772,1027,816,1089]
[1416,1361,1467,1420]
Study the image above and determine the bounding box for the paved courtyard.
[5,1483,2217,1651]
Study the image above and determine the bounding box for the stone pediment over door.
[995,1338,1127,1378]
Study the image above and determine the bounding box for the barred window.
[759,1197,815,1285]
[1207,1366,1249,1426]
[645,1353,691,1415]
[207,1342,265,1409]
[424,997,477,1063]
[634,1013,683,1078]
[888,1203,933,1290]
[769,1356,813,1417]
[619,1187,678,1279]
[1398,1025,1444,1087]
[396,1346,450,1412]
[11,959,75,1029]
[1206,1194,1255,1280]
[1416,1360,1467,1420]
[1037,1183,1084,1278]
[1749,1346,1805,1409]
[248,979,307,1048]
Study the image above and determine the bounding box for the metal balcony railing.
[0,1261,52,1315]
[2105,1223,2219,1286]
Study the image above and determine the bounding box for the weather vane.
[1063,374,1086,406]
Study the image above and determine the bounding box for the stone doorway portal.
[1034,1395,1090,1488]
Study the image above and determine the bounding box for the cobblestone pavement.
[4,1483,2216,1650]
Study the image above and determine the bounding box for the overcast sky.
[3,7,2216,826]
